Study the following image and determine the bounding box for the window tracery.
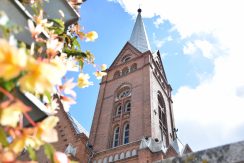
[122,67,129,76]
[117,86,131,99]
[121,55,131,63]
[113,71,120,79]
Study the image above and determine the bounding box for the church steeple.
[129,8,151,53]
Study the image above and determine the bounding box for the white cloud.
[154,17,164,28]
[109,0,244,150]
[183,40,215,59]
[183,42,197,55]
[152,33,164,49]
[166,36,172,42]
[152,33,173,49]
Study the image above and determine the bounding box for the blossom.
[59,78,77,97]
[33,9,53,28]
[54,152,69,163]
[46,38,64,58]
[94,71,107,79]
[45,98,60,114]
[85,31,98,42]
[0,11,9,26]
[0,150,16,163]
[101,64,107,71]
[54,53,79,72]
[37,116,59,143]
[28,19,43,40]
[19,58,66,94]
[60,95,76,112]
[77,73,93,88]
[9,136,26,154]
[0,100,30,127]
[0,39,27,80]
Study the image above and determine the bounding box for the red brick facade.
[88,42,191,163]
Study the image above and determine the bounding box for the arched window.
[124,101,131,112]
[123,123,129,144]
[121,55,131,63]
[113,126,120,147]
[130,63,137,72]
[117,86,131,99]
[122,67,129,76]
[157,91,168,146]
[115,105,122,116]
[114,71,120,79]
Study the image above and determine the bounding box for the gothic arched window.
[113,126,120,147]
[115,105,122,116]
[114,71,120,79]
[121,55,131,63]
[122,67,129,76]
[130,63,137,72]
[124,101,131,112]
[117,86,131,99]
[123,123,129,144]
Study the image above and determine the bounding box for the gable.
[182,144,193,154]
[165,145,178,158]
[152,50,168,83]
[109,42,143,69]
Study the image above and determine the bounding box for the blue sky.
[69,0,244,151]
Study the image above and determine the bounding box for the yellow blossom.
[77,73,93,88]
[0,100,29,127]
[101,64,107,71]
[0,39,27,80]
[9,137,26,154]
[94,71,107,79]
[19,58,66,94]
[46,38,64,58]
[25,136,43,150]
[85,31,98,42]
[38,116,59,143]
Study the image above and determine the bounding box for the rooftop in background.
[67,113,89,137]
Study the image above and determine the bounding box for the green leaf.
[48,19,65,35]
[44,91,52,103]
[70,161,79,163]
[78,60,84,69]
[85,50,95,63]
[44,144,55,163]
[63,47,87,58]
[0,127,9,147]
[71,37,81,50]
[27,146,37,161]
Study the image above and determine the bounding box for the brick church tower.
[89,9,192,163]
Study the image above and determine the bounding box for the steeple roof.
[129,9,151,53]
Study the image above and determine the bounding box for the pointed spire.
[129,8,151,53]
